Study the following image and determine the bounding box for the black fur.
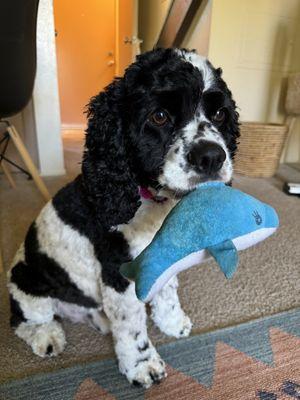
[46,345,53,355]
[203,62,240,157]
[9,48,240,323]
[10,223,98,308]
[10,296,26,328]
[138,341,150,352]
[52,177,131,292]
[123,48,203,186]
[135,357,150,367]
[82,79,141,228]
[49,48,213,293]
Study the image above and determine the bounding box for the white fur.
[150,276,192,338]
[158,136,198,192]
[87,308,111,334]
[7,203,109,354]
[101,282,167,387]
[7,280,55,324]
[8,283,109,356]
[54,300,110,334]
[176,50,215,90]
[7,244,56,325]
[15,320,66,357]
[161,50,233,188]
[116,197,194,385]
[184,115,233,182]
[158,115,233,192]
[8,196,189,386]
[36,202,102,303]
[117,197,192,381]
[118,196,177,258]
[7,50,237,388]
[158,53,233,192]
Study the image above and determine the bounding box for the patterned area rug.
[1,308,300,400]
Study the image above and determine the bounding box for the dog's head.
[82,48,239,226]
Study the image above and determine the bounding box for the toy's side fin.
[120,261,138,281]
[207,239,238,279]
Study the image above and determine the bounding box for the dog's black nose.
[187,141,226,174]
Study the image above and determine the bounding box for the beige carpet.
[0,136,300,383]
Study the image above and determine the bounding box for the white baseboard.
[40,167,66,177]
[61,124,86,131]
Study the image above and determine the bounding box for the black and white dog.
[7,48,239,388]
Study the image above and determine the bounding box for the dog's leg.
[9,290,66,357]
[87,307,111,335]
[102,282,166,388]
[150,276,192,338]
[15,320,66,357]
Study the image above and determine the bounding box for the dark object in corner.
[283,182,300,197]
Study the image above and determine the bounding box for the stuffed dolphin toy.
[120,181,279,302]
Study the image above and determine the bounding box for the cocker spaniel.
[7,48,239,388]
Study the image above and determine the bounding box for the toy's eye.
[213,108,226,124]
[149,110,168,126]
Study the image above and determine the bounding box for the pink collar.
[139,187,168,203]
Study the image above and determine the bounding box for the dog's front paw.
[177,314,193,338]
[156,312,193,338]
[87,308,111,335]
[123,354,167,389]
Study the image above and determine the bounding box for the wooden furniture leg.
[0,247,3,274]
[7,125,51,201]
[0,160,16,188]
[281,116,296,163]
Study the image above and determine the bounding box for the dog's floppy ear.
[82,79,140,228]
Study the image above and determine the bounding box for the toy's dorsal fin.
[207,239,238,279]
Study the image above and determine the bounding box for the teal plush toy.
[120,181,279,302]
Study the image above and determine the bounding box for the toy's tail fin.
[207,239,238,279]
[120,260,139,281]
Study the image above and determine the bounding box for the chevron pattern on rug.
[2,309,300,400]
[74,327,300,400]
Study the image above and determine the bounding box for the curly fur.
[82,80,141,228]
[7,48,239,388]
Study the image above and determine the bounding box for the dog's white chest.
[118,198,177,259]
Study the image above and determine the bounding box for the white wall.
[33,0,65,176]
[285,7,300,163]
[207,0,300,163]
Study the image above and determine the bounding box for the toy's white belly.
[145,227,277,302]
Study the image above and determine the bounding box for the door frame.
[115,0,139,76]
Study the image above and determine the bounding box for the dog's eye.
[150,110,168,126]
[213,108,226,124]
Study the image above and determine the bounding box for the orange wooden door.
[54,0,116,128]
